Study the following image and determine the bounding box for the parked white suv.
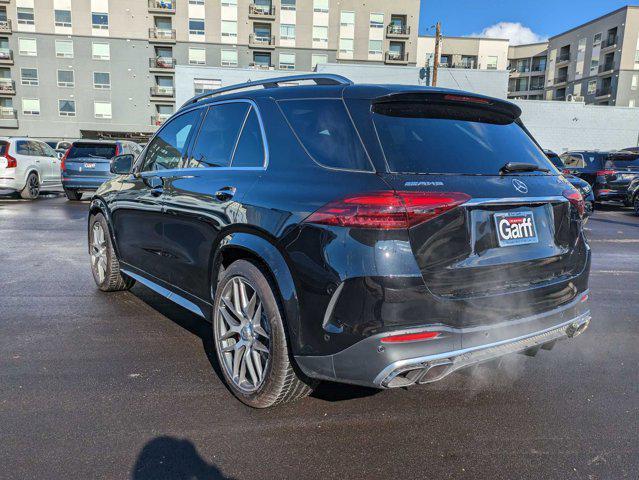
[0,137,61,199]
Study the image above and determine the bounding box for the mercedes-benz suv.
[88,75,591,408]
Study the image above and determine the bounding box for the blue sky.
[419,0,638,43]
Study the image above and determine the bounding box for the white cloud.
[471,22,546,46]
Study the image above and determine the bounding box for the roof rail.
[180,73,352,109]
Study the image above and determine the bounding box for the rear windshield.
[372,101,553,175]
[606,154,639,170]
[67,143,117,159]
[0,141,7,155]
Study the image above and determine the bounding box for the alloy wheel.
[215,277,271,393]
[90,222,108,284]
[634,196,639,216]
[28,174,39,198]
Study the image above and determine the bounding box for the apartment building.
[0,0,420,139]
[417,35,509,71]
[507,42,548,100]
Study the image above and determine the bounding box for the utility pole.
[433,22,442,87]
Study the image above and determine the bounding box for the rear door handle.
[215,186,236,201]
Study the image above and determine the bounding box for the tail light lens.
[562,169,571,175]
[563,189,585,218]
[596,169,616,179]
[60,148,70,171]
[304,191,471,230]
[4,152,16,168]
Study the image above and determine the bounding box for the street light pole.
[433,22,441,87]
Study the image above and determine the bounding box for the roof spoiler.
[372,91,522,121]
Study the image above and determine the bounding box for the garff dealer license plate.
[494,211,538,247]
[84,162,96,169]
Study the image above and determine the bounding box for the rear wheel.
[633,195,639,217]
[89,213,135,292]
[64,188,83,201]
[212,260,313,408]
[20,172,40,200]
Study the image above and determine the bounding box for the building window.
[339,38,354,55]
[93,72,111,89]
[18,38,37,56]
[94,101,112,119]
[55,40,74,58]
[189,47,206,65]
[281,24,295,40]
[630,99,636,108]
[313,0,329,13]
[368,40,382,55]
[221,20,237,40]
[369,13,384,29]
[220,0,236,5]
[92,42,110,60]
[20,68,38,86]
[486,56,498,70]
[281,0,296,11]
[590,59,599,73]
[313,26,328,42]
[58,99,75,117]
[340,11,354,27]
[54,10,72,28]
[253,51,271,67]
[22,98,40,116]
[311,54,327,69]
[587,80,597,95]
[194,78,221,94]
[633,75,639,91]
[220,49,237,67]
[593,33,602,45]
[189,18,205,36]
[17,7,35,25]
[57,70,75,87]
[279,52,295,70]
[190,0,205,4]
[92,13,109,30]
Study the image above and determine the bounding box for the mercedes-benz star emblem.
[512,178,529,194]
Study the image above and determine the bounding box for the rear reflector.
[381,331,441,344]
[304,191,471,229]
[563,189,585,218]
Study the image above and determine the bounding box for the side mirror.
[110,154,134,175]
[57,152,63,159]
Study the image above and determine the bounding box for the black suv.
[88,75,591,408]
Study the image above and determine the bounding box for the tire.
[623,198,632,207]
[20,172,40,200]
[64,188,83,201]
[88,213,135,292]
[212,260,314,408]
[633,196,639,217]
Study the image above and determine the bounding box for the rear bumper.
[61,175,110,190]
[0,177,21,192]
[295,293,591,389]
[595,188,627,201]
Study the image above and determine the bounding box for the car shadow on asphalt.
[131,284,381,403]
[131,436,236,480]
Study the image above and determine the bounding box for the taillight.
[60,148,70,171]
[4,152,16,168]
[114,144,121,156]
[563,189,585,218]
[596,169,616,178]
[304,191,471,230]
[381,331,441,344]
[562,169,571,175]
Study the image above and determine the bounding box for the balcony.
[0,49,12,64]
[249,33,275,49]
[248,4,276,20]
[0,106,17,128]
[148,0,175,14]
[148,27,176,43]
[601,36,618,51]
[599,63,615,75]
[531,64,546,73]
[150,85,175,98]
[385,51,409,65]
[556,53,571,64]
[555,74,568,85]
[0,19,12,34]
[149,56,176,72]
[595,87,612,98]
[386,24,410,39]
[151,113,171,126]
[0,78,15,94]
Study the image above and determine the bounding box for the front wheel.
[89,213,135,292]
[20,172,40,200]
[212,260,314,408]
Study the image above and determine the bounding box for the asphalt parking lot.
[1,194,637,480]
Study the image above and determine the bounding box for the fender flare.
[213,231,303,354]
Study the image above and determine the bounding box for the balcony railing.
[529,84,544,92]
[148,0,175,13]
[0,107,17,119]
[249,62,274,70]
[0,78,15,94]
[555,95,566,101]
[150,85,175,97]
[596,87,612,97]
[148,27,176,41]
[599,63,615,73]
[386,24,410,37]
[557,53,571,63]
[531,64,546,72]
[149,57,176,69]
[385,51,409,64]
[454,63,476,69]
[249,33,275,47]
[602,36,618,49]
[248,4,276,19]
[555,75,568,84]
[151,113,171,126]
[515,65,530,73]
[0,49,13,62]
[0,19,12,33]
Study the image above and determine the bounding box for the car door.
[581,153,604,186]
[36,141,60,184]
[162,100,266,301]
[111,108,202,284]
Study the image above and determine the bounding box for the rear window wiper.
[499,162,549,175]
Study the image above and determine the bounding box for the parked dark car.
[561,150,639,205]
[545,150,594,216]
[61,140,142,200]
[88,75,591,408]
[626,177,639,215]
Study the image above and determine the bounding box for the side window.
[278,99,372,171]
[190,102,249,168]
[28,141,45,157]
[141,110,200,172]
[16,141,30,155]
[563,154,584,168]
[232,107,265,168]
[39,142,58,158]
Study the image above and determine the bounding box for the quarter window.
[232,107,265,168]
[142,110,200,171]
